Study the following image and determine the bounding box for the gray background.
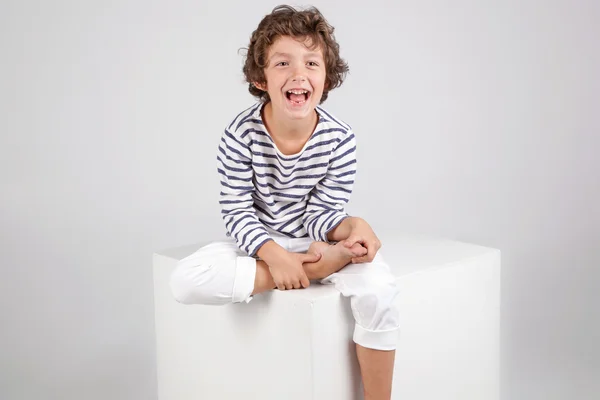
[1,0,598,399]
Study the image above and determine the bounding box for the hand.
[266,249,321,290]
[343,218,382,263]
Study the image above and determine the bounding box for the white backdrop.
[1,1,598,399]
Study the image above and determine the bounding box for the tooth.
[286,89,308,94]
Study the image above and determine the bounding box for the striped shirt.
[217,102,357,256]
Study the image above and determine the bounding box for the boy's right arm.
[218,128,272,257]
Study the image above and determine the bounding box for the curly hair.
[242,5,349,104]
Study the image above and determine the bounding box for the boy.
[170,5,400,400]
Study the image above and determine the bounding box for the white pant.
[170,233,401,351]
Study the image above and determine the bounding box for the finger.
[344,235,363,248]
[350,245,368,257]
[285,281,293,290]
[292,279,302,289]
[361,239,379,261]
[300,274,310,288]
[276,277,286,290]
[352,251,376,264]
[373,239,382,252]
[352,256,370,264]
[355,250,368,258]
[370,241,382,259]
[301,252,321,263]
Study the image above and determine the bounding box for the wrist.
[327,216,362,242]
[256,240,287,265]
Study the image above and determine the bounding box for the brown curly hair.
[242,5,349,104]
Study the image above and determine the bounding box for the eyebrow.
[270,51,323,60]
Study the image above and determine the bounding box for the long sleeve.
[217,128,272,256]
[302,131,357,242]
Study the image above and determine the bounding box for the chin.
[271,98,314,119]
[288,98,322,116]
[286,106,315,119]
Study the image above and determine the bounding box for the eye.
[275,61,288,67]
[307,61,319,67]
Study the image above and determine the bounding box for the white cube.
[153,233,500,400]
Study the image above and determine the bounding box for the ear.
[253,81,267,91]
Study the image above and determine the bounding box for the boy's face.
[256,35,326,121]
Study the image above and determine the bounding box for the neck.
[263,101,317,140]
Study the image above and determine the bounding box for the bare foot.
[304,241,367,280]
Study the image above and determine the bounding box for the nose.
[290,64,307,83]
[292,75,306,83]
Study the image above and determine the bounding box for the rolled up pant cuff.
[353,323,400,351]
[232,256,256,303]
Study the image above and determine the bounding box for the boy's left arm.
[302,130,382,263]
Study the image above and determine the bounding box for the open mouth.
[285,89,311,105]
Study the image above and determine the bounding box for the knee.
[354,275,400,331]
[169,263,197,305]
[169,258,222,305]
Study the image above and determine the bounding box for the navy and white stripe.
[218,102,356,256]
